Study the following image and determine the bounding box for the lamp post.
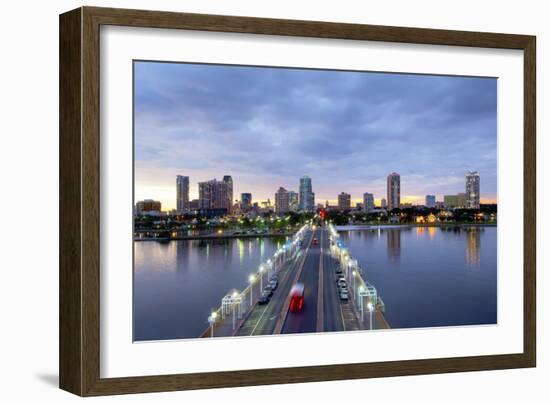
[248,274,255,306]
[208,312,217,338]
[259,265,264,290]
[231,291,239,330]
[367,301,374,330]
[358,286,365,322]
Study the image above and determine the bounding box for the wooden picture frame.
[59,6,536,396]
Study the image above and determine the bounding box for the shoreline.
[336,223,497,230]
[134,232,294,242]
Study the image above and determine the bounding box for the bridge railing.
[203,223,310,337]
[328,223,385,328]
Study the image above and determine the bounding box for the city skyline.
[137,169,491,213]
[135,62,497,210]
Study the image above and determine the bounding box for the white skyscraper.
[275,187,290,214]
[466,171,480,209]
[363,192,375,212]
[176,175,189,213]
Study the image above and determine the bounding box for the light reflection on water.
[339,226,496,329]
[134,226,496,341]
[134,236,287,341]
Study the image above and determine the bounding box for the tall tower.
[363,192,375,212]
[176,175,189,213]
[223,175,233,214]
[275,187,290,214]
[299,175,314,212]
[387,172,401,211]
[338,192,351,210]
[465,171,480,209]
[425,195,436,208]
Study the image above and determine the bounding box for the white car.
[339,291,349,301]
[337,278,347,288]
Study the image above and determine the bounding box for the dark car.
[258,294,270,305]
[269,279,278,291]
[312,238,319,245]
[263,286,274,297]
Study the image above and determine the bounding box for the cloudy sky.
[134,61,497,210]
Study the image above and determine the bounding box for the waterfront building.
[299,175,315,212]
[176,175,190,214]
[198,179,231,214]
[466,171,480,209]
[443,193,467,208]
[387,172,401,211]
[425,195,436,208]
[136,199,161,215]
[338,192,351,210]
[363,192,375,212]
[240,193,252,211]
[275,187,290,214]
[443,195,458,208]
[189,199,200,210]
[457,193,467,208]
[223,175,233,214]
[288,191,299,211]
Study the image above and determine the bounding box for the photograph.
[132,61,498,342]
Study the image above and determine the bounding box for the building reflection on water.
[386,229,402,262]
[466,228,482,267]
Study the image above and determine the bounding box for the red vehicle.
[289,283,305,312]
[312,238,319,246]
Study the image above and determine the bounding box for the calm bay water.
[134,226,497,341]
[339,226,497,329]
[134,237,288,341]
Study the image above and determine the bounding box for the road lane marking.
[250,304,270,336]
[328,247,347,331]
[273,229,315,334]
[316,228,324,332]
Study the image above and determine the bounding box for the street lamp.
[231,291,239,330]
[248,274,255,306]
[358,285,365,322]
[208,311,217,338]
[367,301,374,330]
[259,265,264,290]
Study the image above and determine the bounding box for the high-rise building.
[299,175,315,212]
[338,192,351,210]
[240,193,252,211]
[381,198,387,209]
[466,171,480,209]
[443,194,462,208]
[444,193,467,208]
[198,179,231,213]
[387,172,401,211]
[176,175,190,213]
[425,195,436,208]
[275,187,290,214]
[288,191,299,211]
[223,175,233,214]
[457,193,466,208]
[443,195,458,208]
[363,192,375,212]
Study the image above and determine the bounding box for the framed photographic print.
[59,6,536,396]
